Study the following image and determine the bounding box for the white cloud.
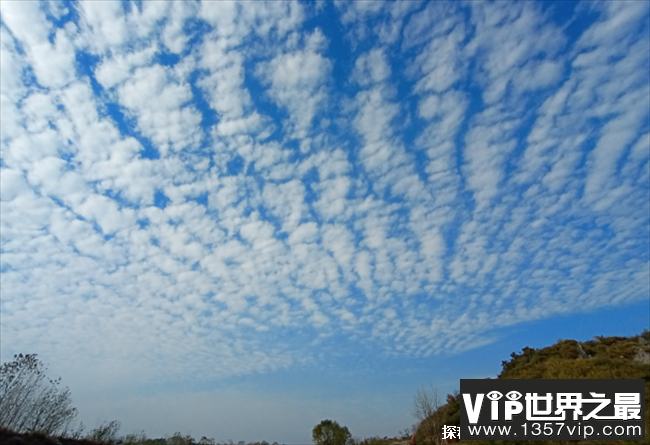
[402,2,458,50]
[1,2,76,89]
[1,28,28,142]
[463,115,519,211]
[466,1,565,104]
[0,169,30,202]
[0,2,50,47]
[198,42,250,118]
[27,156,88,205]
[262,179,306,233]
[256,29,331,140]
[197,39,274,139]
[515,59,564,92]
[162,2,195,54]
[353,87,399,175]
[78,1,128,52]
[125,1,170,41]
[117,65,202,154]
[352,48,390,86]
[199,1,303,46]
[412,23,466,93]
[584,106,648,209]
[314,176,351,221]
[95,44,158,89]
[287,222,319,245]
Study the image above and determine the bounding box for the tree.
[88,420,121,443]
[412,386,441,445]
[312,420,351,445]
[168,432,196,445]
[0,353,78,435]
[123,430,148,445]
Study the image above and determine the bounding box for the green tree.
[312,420,351,445]
[0,353,78,435]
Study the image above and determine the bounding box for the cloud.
[78,1,129,52]
[95,45,158,90]
[463,114,519,211]
[465,1,566,104]
[262,179,306,233]
[117,64,202,155]
[411,20,466,94]
[256,29,331,141]
[199,1,303,46]
[1,1,76,89]
[352,48,390,86]
[1,0,648,406]
[161,2,195,54]
[0,169,30,202]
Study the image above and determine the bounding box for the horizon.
[1,0,649,443]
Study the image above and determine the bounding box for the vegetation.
[0,354,79,435]
[413,391,460,445]
[2,331,648,445]
[1,427,105,445]
[414,331,650,445]
[0,427,292,445]
[412,386,441,445]
[349,436,409,445]
[88,421,121,444]
[312,420,352,445]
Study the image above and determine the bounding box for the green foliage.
[414,333,650,445]
[499,336,649,380]
[312,420,351,445]
[0,353,78,435]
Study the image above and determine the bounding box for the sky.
[1,0,649,443]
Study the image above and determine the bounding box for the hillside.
[415,331,650,445]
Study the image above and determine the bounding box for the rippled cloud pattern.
[1,1,648,386]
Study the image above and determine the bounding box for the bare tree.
[412,386,441,445]
[0,353,78,435]
[88,420,122,443]
[62,420,87,440]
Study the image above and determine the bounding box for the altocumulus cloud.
[1,0,649,410]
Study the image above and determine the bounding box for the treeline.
[121,430,286,445]
[413,331,650,445]
[0,427,288,445]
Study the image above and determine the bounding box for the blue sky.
[1,0,649,442]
